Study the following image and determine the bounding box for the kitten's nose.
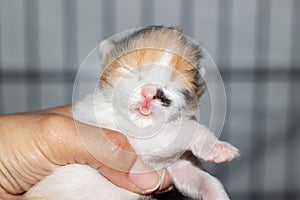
[141,85,157,101]
[139,85,157,116]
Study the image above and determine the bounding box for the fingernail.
[155,185,174,194]
[129,160,161,193]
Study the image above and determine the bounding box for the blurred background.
[0,0,299,199]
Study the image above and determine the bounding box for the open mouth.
[138,106,151,116]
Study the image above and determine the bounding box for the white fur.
[23,164,140,200]
[158,52,173,67]
[150,52,174,82]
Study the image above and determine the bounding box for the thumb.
[72,121,163,193]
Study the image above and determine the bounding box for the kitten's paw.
[204,142,239,163]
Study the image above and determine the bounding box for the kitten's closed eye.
[154,89,171,107]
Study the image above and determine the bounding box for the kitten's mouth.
[139,106,151,116]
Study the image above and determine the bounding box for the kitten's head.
[99,26,205,128]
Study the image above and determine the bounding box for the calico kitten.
[24,26,239,200]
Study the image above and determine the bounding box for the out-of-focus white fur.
[23,164,141,200]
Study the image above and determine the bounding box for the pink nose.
[139,85,157,116]
[141,85,157,102]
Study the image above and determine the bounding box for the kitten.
[24,26,239,200]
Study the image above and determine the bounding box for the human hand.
[0,105,171,200]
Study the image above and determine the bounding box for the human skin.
[0,105,171,200]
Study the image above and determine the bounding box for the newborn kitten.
[24,26,239,200]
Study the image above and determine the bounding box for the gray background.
[0,0,299,199]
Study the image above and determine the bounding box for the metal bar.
[284,0,300,197]
[140,0,154,26]
[0,68,299,83]
[221,68,300,82]
[0,70,76,83]
[180,0,195,36]
[63,0,77,104]
[102,0,116,38]
[215,0,233,187]
[232,191,300,200]
[24,0,40,111]
[0,9,3,113]
[249,0,271,199]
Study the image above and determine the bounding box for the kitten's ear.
[199,67,206,78]
[99,39,116,61]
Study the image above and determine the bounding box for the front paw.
[203,141,239,163]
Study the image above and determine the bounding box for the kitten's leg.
[188,122,239,163]
[167,158,229,200]
[201,141,239,163]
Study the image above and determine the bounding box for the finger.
[70,123,165,193]
[96,161,172,194]
[128,160,161,194]
[97,160,161,194]
[156,168,173,193]
[74,123,137,172]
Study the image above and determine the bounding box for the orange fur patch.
[100,27,204,101]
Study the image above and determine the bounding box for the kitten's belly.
[23,164,141,200]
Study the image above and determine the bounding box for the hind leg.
[167,158,229,200]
